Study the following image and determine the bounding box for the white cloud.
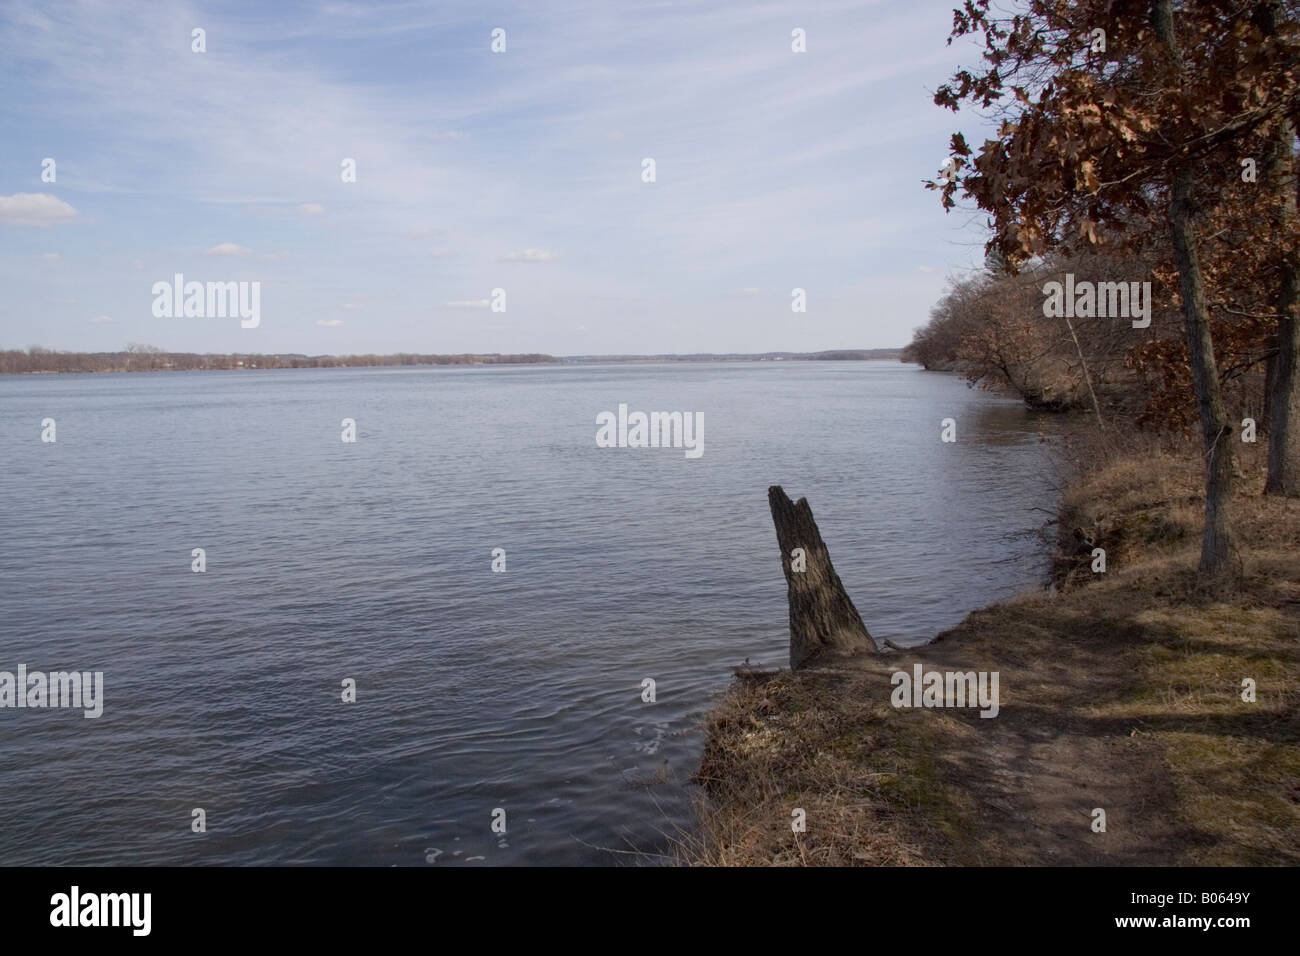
[262,252,286,262]
[428,247,453,259]
[0,193,77,227]
[499,248,558,263]
[205,242,251,257]
[341,303,360,311]
[315,319,343,327]
[0,0,986,353]
[41,252,61,261]
[88,315,113,324]
[445,299,490,309]
[298,203,325,215]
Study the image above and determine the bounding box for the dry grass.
[685,440,1300,866]
[680,667,971,866]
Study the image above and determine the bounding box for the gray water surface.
[0,361,1058,865]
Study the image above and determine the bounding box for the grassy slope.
[687,444,1300,865]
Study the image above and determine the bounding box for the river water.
[0,361,1059,864]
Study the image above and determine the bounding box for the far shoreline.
[0,348,905,375]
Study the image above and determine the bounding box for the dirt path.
[693,453,1299,866]
[873,601,1198,865]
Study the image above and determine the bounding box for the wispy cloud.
[499,248,559,263]
[0,193,77,227]
[0,0,991,353]
[205,242,251,257]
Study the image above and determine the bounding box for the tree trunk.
[1265,114,1300,495]
[768,486,876,668]
[1063,313,1105,429]
[1266,264,1300,494]
[1168,167,1243,584]
[1263,347,1277,435]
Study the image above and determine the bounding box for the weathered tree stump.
[768,486,877,668]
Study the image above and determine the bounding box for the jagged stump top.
[768,485,877,669]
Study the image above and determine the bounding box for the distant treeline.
[0,346,558,374]
[1,346,900,374]
[564,349,902,362]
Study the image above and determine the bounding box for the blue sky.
[0,0,995,355]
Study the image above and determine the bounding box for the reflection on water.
[0,362,1059,864]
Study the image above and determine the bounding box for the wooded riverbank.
[686,437,1299,865]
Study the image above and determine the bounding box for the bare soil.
[687,446,1300,866]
